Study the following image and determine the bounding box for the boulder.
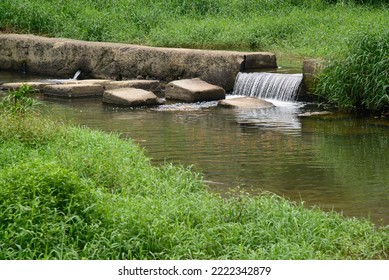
[102,88,161,107]
[165,78,225,102]
[105,80,161,93]
[43,83,104,98]
[218,97,274,109]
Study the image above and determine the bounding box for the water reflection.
[234,99,303,133]
[36,97,389,226]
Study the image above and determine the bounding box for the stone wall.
[0,34,277,91]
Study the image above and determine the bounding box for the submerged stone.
[103,87,161,107]
[218,97,274,109]
[298,111,332,117]
[165,78,225,102]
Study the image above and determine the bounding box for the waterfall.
[233,72,303,102]
[72,70,81,80]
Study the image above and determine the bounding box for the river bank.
[0,90,388,259]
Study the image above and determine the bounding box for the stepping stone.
[61,79,112,86]
[218,96,274,109]
[165,78,225,102]
[0,81,53,92]
[105,80,161,93]
[102,88,162,107]
[42,83,104,98]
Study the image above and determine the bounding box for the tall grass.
[0,0,388,60]
[0,91,388,259]
[315,31,389,113]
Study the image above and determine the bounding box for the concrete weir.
[0,34,277,92]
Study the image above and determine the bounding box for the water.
[72,70,81,80]
[1,70,389,226]
[233,72,303,101]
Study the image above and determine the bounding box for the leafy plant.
[0,84,41,115]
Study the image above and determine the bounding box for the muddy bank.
[0,34,277,91]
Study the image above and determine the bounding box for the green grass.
[315,31,389,113]
[0,0,387,60]
[0,90,388,259]
[0,84,41,115]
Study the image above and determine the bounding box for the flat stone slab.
[1,81,53,91]
[103,88,161,107]
[43,83,104,98]
[165,78,225,102]
[58,79,112,86]
[105,80,161,92]
[218,97,274,109]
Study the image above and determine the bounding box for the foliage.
[0,112,388,259]
[315,31,389,113]
[0,84,41,115]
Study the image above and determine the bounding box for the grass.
[315,31,389,113]
[0,84,41,115]
[0,1,387,60]
[0,88,388,259]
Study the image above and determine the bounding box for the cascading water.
[72,70,81,80]
[232,72,303,102]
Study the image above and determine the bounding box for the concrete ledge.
[0,34,277,91]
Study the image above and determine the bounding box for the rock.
[102,88,161,107]
[218,97,274,109]
[43,83,104,98]
[105,80,161,93]
[165,78,225,102]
